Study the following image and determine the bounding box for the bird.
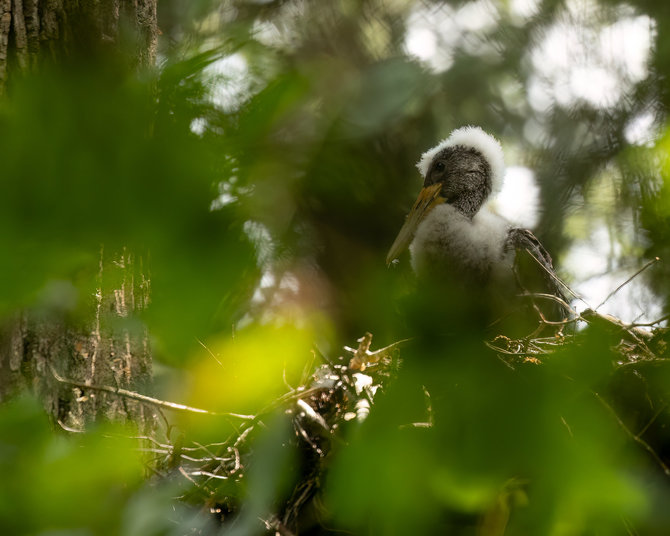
[386,126,568,336]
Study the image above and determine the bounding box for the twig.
[182,441,229,451]
[621,515,640,536]
[196,337,224,368]
[301,349,318,386]
[485,340,528,356]
[178,466,199,486]
[637,403,668,439]
[630,313,670,328]
[188,470,230,480]
[594,392,670,477]
[517,292,581,319]
[134,435,171,449]
[57,419,85,433]
[137,447,171,455]
[560,416,573,438]
[49,364,254,420]
[296,399,330,433]
[233,424,254,449]
[581,310,655,358]
[264,516,297,536]
[596,257,660,311]
[230,446,241,474]
[346,333,410,371]
[531,336,573,347]
[282,363,294,392]
[618,359,670,370]
[524,249,583,303]
[422,385,434,427]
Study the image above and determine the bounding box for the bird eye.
[434,161,445,173]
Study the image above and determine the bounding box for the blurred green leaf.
[0,397,143,535]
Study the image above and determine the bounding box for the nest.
[130,333,400,535]
[50,284,670,534]
[123,306,669,535]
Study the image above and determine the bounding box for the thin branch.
[618,359,670,370]
[517,292,581,319]
[179,454,232,463]
[596,257,660,311]
[137,447,171,455]
[594,392,670,477]
[346,333,411,370]
[485,340,529,356]
[134,435,171,450]
[188,470,230,480]
[524,248,584,303]
[196,337,224,368]
[637,403,668,439]
[49,364,254,420]
[178,466,199,486]
[57,419,85,433]
[630,313,670,328]
[581,310,655,358]
[422,385,434,427]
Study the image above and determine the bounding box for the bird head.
[386,126,505,265]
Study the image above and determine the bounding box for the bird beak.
[386,182,445,265]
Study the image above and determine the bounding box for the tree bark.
[0,1,157,433]
[0,249,154,432]
[0,0,157,94]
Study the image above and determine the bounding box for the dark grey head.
[423,145,492,219]
[386,127,505,265]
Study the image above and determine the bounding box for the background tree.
[0,0,162,430]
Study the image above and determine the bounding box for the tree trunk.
[1,249,154,431]
[0,1,157,433]
[0,0,157,94]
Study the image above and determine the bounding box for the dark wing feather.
[505,228,570,321]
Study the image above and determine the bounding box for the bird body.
[387,126,567,333]
[409,202,511,283]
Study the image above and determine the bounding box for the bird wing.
[504,228,570,320]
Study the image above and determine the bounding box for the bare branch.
[594,392,670,477]
[581,309,655,358]
[637,403,668,439]
[596,257,660,311]
[630,313,670,328]
[523,248,583,303]
[517,292,581,319]
[49,364,254,420]
[188,471,230,480]
[196,337,225,368]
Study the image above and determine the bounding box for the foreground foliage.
[3,0,670,534]
[4,311,670,535]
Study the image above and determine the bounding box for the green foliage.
[0,397,144,535]
[326,335,662,535]
[0,61,257,356]
[3,0,670,534]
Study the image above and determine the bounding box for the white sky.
[494,166,540,229]
[206,53,251,111]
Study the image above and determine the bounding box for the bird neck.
[449,190,487,220]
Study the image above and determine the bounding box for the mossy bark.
[0,0,157,433]
[0,249,154,432]
[0,0,157,94]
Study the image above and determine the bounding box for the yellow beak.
[386,182,445,265]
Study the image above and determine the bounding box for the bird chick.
[387,126,567,332]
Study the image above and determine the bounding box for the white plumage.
[387,125,567,331]
[409,203,511,280]
[416,126,506,195]
[387,126,511,279]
